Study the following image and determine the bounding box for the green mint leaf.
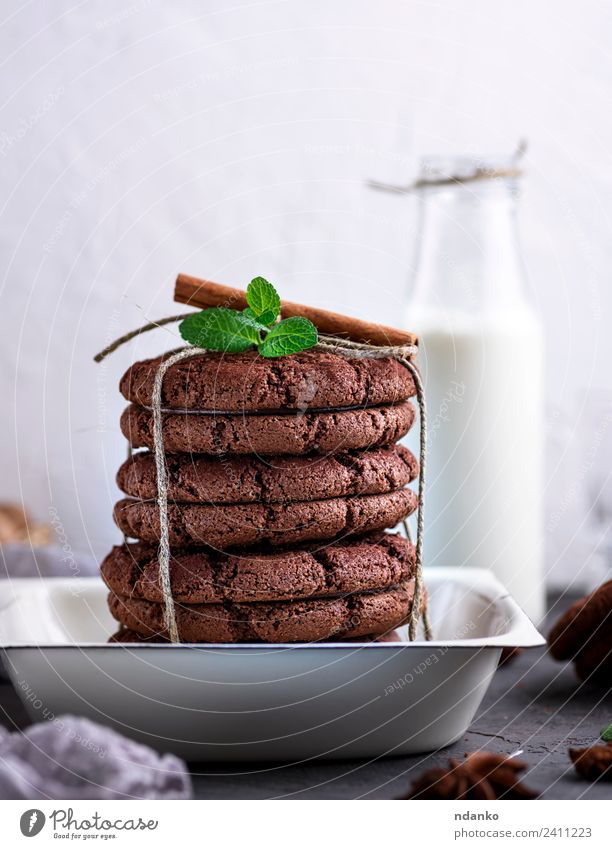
[258,316,318,358]
[601,724,612,742]
[243,306,277,327]
[257,308,278,326]
[179,308,261,353]
[246,277,281,323]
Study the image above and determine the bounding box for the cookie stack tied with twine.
[97,276,431,643]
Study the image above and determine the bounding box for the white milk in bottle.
[405,157,545,622]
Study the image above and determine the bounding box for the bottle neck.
[410,178,530,316]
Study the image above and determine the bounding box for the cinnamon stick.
[174,274,418,348]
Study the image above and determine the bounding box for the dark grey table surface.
[1,593,611,799]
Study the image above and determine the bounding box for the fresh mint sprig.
[259,316,318,357]
[243,276,281,326]
[179,277,318,358]
[178,307,262,353]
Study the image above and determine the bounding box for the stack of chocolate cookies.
[102,350,420,642]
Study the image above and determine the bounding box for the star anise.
[569,743,612,781]
[548,580,612,682]
[401,751,538,799]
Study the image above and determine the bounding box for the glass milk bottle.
[406,157,545,622]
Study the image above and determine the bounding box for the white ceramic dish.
[0,569,544,762]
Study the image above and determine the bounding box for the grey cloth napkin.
[0,715,192,799]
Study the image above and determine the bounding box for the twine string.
[398,356,432,641]
[368,139,528,195]
[317,336,430,639]
[151,345,200,643]
[96,319,432,643]
[93,314,192,363]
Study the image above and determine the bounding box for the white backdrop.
[1,0,611,586]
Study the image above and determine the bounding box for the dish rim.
[0,567,546,651]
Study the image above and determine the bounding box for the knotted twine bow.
[96,322,432,643]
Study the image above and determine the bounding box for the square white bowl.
[0,568,544,761]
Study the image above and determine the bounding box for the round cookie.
[109,629,163,644]
[120,401,416,455]
[117,445,418,504]
[120,349,416,412]
[108,627,404,644]
[107,582,416,643]
[101,533,416,604]
[548,580,612,660]
[113,489,418,548]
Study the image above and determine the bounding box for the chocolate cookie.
[548,580,612,660]
[120,350,416,412]
[117,445,418,504]
[107,581,416,642]
[113,488,417,548]
[108,627,405,644]
[101,533,415,604]
[109,629,163,644]
[120,401,415,455]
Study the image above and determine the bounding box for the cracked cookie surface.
[120,401,416,455]
[117,444,418,504]
[108,581,416,642]
[113,489,418,548]
[101,532,415,604]
[120,349,416,412]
